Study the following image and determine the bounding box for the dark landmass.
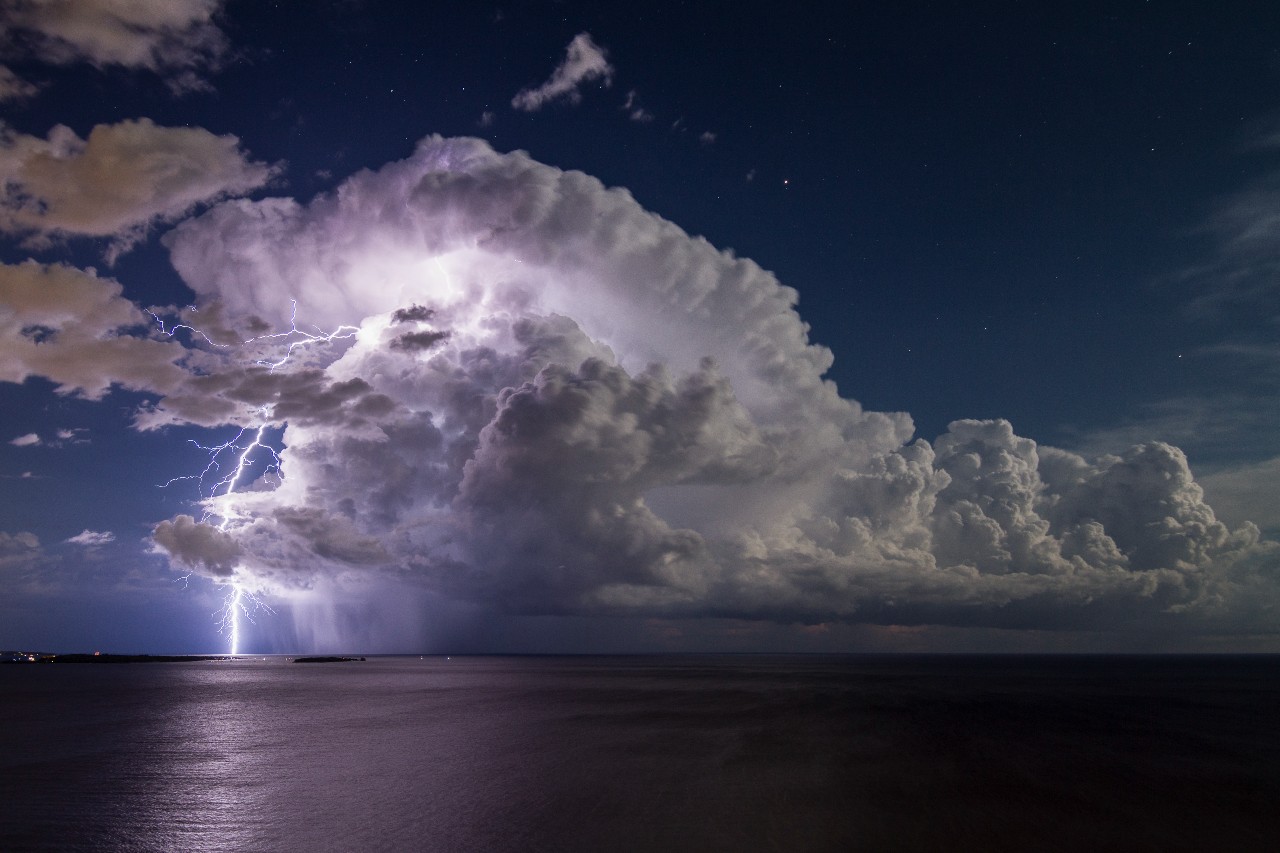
[2,653,232,664]
[56,654,230,663]
[293,656,365,663]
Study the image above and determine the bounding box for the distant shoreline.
[5,651,1280,665]
[2,653,232,664]
[2,652,368,664]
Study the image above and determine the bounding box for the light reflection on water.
[3,655,1280,851]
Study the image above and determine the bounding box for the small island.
[293,656,366,663]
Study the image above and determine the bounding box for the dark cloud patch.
[390,330,449,352]
[152,515,241,577]
[136,367,399,430]
[391,304,436,324]
[20,324,55,343]
[274,507,389,566]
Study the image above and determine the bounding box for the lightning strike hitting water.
[209,425,277,655]
[152,302,357,654]
[216,584,273,656]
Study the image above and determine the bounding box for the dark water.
[2,655,1278,852]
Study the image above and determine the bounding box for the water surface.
[3,655,1278,851]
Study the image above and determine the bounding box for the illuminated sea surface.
[3,654,1279,852]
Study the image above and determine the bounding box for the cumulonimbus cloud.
[0,119,276,260]
[141,135,1279,636]
[512,33,613,112]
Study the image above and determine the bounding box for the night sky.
[2,0,1278,654]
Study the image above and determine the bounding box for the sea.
[2,654,1278,852]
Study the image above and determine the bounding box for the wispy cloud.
[512,33,613,112]
[65,530,116,547]
[622,90,653,123]
[4,429,90,449]
[1056,127,1280,531]
[0,530,42,574]
[0,64,39,102]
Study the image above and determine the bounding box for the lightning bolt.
[216,584,272,657]
[160,418,283,510]
[209,421,277,655]
[148,299,359,364]
[245,299,360,371]
[154,300,354,655]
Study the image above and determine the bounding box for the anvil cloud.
[147,135,1278,633]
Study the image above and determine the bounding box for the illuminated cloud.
[0,260,189,399]
[9,432,40,447]
[0,119,276,260]
[512,33,613,112]
[148,135,1279,635]
[0,0,229,93]
[65,529,115,547]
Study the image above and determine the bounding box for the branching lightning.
[154,300,357,655]
[160,417,283,509]
[217,584,273,656]
[245,299,360,371]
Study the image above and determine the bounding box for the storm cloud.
[141,135,1279,634]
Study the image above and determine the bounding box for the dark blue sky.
[2,1,1278,653]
